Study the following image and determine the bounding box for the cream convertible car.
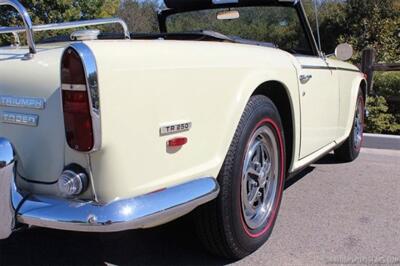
[0,0,366,259]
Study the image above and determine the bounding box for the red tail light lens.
[61,48,94,152]
[61,49,86,85]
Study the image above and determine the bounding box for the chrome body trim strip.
[62,43,102,152]
[335,67,362,73]
[301,65,336,71]
[301,65,362,73]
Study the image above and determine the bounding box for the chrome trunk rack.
[0,0,130,56]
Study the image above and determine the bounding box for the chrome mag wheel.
[241,125,279,230]
[353,97,364,149]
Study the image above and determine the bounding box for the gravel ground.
[0,148,399,266]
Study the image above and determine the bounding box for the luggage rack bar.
[0,0,130,56]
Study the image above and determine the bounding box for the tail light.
[61,45,100,152]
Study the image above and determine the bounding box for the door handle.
[299,74,313,84]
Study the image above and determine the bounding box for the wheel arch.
[252,81,296,173]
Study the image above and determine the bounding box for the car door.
[295,56,340,158]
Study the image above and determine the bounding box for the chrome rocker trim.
[0,138,219,236]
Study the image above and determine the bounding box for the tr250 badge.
[160,121,192,136]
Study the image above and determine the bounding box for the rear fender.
[222,70,300,173]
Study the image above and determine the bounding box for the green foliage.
[332,0,399,63]
[373,72,400,98]
[0,0,120,45]
[365,96,400,134]
[117,0,160,33]
[316,0,347,53]
[372,72,400,133]
[301,0,400,64]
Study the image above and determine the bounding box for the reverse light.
[58,168,88,197]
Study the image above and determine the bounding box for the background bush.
[368,72,400,134]
[373,72,400,99]
[0,0,120,45]
[365,96,400,134]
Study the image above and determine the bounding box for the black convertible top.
[164,0,297,10]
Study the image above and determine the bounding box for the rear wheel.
[195,95,286,259]
[334,90,365,162]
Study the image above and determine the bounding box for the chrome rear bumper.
[0,138,219,237]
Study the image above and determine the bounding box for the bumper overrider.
[0,138,220,239]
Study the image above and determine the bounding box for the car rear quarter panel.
[85,40,300,203]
